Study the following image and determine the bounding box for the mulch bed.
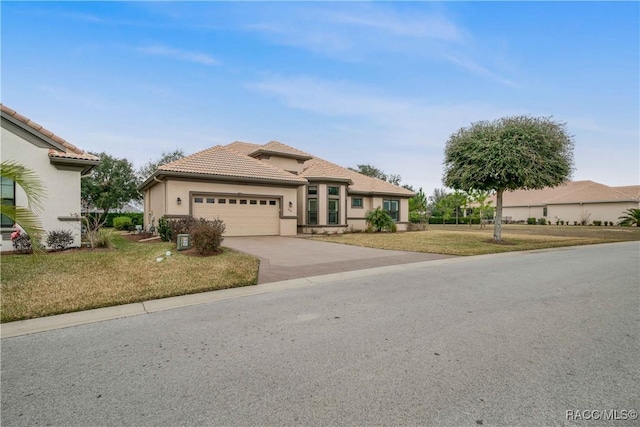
[178,247,223,257]
[120,233,163,243]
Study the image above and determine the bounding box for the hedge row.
[409,216,483,225]
[86,212,144,228]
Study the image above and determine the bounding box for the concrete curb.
[2,241,635,339]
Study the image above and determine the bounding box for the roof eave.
[49,156,101,175]
[141,170,307,191]
[348,189,415,198]
[305,177,353,184]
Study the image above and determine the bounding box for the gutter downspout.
[152,176,166,228]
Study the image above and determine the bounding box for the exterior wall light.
[177,197,182,205]
[289,201,293,208]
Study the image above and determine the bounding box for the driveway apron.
[223,236,454,284]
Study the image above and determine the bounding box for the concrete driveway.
[223,236,453,283]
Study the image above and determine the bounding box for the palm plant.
[0,161,46,249]
[365,207,395,232]
[618,208,640,227]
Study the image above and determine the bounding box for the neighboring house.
[1,104,100,251]
[138,141,414,236]
[494,180,640,224]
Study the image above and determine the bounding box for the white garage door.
[192,196,280,236]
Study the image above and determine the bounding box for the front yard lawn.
[312,224,640,256]
[1,234,259,323]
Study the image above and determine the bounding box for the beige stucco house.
[139,141,414,236]
[1,104,100,251]
[496,180,640,224]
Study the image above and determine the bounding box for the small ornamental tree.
[435,195,455,225]
[443,116,574,241]
[450,191,468,225]
[409,187,427,213]
[468,189,494,227]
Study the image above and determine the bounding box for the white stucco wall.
[1,127,83,251]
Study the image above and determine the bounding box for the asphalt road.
[2,242,638,426]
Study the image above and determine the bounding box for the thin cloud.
[443,54,518,87]
[325,9,465,42]
[136,45,219,66]
[246,75,511,149]
[243,3,515,86]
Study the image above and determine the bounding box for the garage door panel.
[192,197,280,236]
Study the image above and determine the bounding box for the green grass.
[1,234,259,323]
[312,224,640,256]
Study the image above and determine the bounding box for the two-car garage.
[192,194,281,236]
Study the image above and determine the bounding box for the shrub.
[47,229,75,251]
[407,222,427,231]
[167,217,199,242]
[113,216,133,231]
[559,220,565,225]
[574,221,578,226]
[409,211,429,224]
[12,233,33,254]
[609,221,615,226]
[158,217,172,242]
[365,207,395,232]
[593,220,602,226]
[537,218,546,225]
[94,229,114,248]
[391,223,397,233]
[191,218,226,255]
[527,217,536,225]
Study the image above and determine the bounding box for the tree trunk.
[493,189,503,241]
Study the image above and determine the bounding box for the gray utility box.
[177,234,191,251]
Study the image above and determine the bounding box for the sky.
[2,1,638,194]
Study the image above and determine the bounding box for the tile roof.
[614,185,640,200]
[1,104,99,162]
[248,140,314,160]
[302,158,414,196]
[499,180,640,206]
[153,140,414,197]
[158,145,307,184]
[300,158,353,182]
[225,141,262,155]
